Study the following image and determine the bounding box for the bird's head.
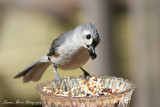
[75,22,100,60]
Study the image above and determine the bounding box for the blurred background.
[0,0,160,107]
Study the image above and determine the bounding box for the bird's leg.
[80,67,91,80]
[54,66,61,83]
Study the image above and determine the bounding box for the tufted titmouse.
[14,23,100,83]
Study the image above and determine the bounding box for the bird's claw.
[80,67,91,80]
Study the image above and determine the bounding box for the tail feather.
[31,63,50,82]
[23,62,50,83]
[14,56,51,83]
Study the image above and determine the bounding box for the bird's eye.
[86,34,91,39]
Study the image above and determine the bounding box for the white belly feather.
[51,46,90,70]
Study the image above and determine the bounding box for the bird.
[14,22,100,83]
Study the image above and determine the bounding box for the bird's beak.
[87,45,97,60]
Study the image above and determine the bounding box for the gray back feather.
[47,30,73,56]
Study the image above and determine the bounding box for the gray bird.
[14,23,100,83]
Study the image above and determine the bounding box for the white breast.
[51,44,90,70]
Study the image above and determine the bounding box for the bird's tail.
[14,55,51,83]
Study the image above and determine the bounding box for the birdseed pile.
[43,76,119,97]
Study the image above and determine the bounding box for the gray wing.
[47,30,73,56]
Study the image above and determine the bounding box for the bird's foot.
[55,73,62,83]
[55,75,62,88]
[80,67,91,81]
[54,66,62,84]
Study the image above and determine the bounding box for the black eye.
[86,34,91,39]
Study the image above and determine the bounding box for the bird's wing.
[47,30,73,56]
